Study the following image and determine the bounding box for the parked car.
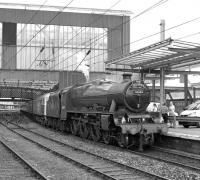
[180,100,200,128]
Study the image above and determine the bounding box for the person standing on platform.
[168,101,178,127]
[168,101,175,115]
[152,103,158,112]
[159,102,169,124]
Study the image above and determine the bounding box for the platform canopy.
[106,38,200,72]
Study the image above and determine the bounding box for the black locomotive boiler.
[21,79,168,150]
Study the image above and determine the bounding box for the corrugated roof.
[106,38,200,71]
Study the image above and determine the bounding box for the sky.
[1,0,200,52]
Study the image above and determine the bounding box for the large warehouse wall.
[0,7,130,69]
[2,22,16,69]
[107,16,130,60]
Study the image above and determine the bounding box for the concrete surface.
[168,125,200,141]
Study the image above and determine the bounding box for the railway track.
[26,119,200,174]
[152,145,200,161]
[0,120,169,180]
[128,145,200,173]
[0,138,47,180]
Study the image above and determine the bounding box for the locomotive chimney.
[122,73,132,81]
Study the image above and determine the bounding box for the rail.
[1,120,170,180]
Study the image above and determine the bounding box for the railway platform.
[167,125,200,141]
[160,125,200,155]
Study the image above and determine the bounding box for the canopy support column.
[184,74,188,107]
[160,67,165,105]
[152,79,156,102]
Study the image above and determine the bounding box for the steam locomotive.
[21,79,168,150]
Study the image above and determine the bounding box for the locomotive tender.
[22,79,168,150]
